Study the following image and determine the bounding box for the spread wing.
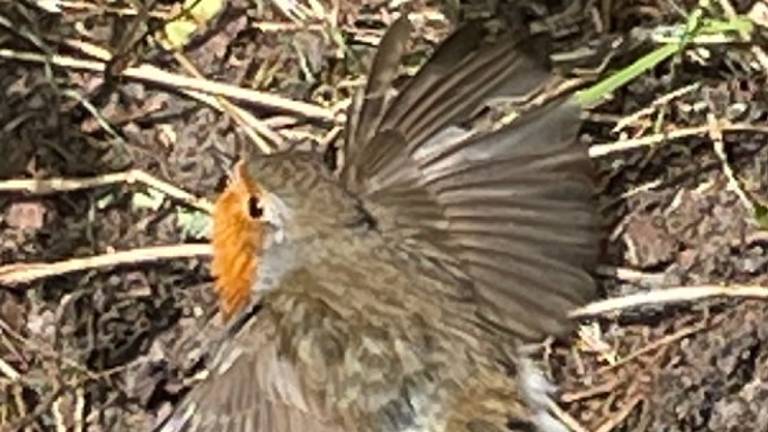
[153,309,346,432]
[340,18,599,341]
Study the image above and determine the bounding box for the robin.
[156,16,599,432]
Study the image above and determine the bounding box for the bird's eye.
[247,196,264,219]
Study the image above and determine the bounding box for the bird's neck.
[251,238,302,294]
[252,225,366,295]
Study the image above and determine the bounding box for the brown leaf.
[6,201,46,230]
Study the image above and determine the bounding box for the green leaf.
[132,188,165,210]
[575,9,754,109]
[755,203,768,229]
[177,208,211,239]
[185,0,225,21]
[164,0,226,49]
[96,193,116,210]
[575,43,681,108]
[165,21,198,48]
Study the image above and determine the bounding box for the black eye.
[247,196,264,219]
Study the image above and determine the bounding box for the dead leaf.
[6,201,46,230]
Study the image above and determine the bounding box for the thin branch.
[0,244,211,285]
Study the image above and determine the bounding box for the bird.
[155,16,599,432]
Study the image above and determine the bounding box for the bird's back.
[258,231,557,432]
[162,230,538,432]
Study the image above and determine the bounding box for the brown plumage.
[156,17,599,432]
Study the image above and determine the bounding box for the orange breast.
[211,173,264,320]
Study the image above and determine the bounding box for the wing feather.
[154,313,346,432]
[339,19,599,340]
[344,18,412,188]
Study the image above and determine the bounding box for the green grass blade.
[574,43,681,108]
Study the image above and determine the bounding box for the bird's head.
[211,151,365,319]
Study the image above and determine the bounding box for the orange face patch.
[211,163,264,320]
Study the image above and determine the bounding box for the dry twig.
[595,393,644,432]
[0,244,211,285]
[588,122,768,158]
[612,83,701,133]
[0,48,335,122]
[0,356,21,381]
[595,320,713,375]
[169,50,283,153]
[570,284,768,318]
[548,399,591,432]
[0,169,213,213]
[58,36,283,153]
[561,378,622,403]
[708,113,756,214]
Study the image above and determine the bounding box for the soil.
[1,0,767,431]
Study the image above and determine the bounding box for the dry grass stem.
[595,320,712,375]
[0,48,335,121]
[595,394,644,432]
[0,169,214,213]
[0,356,21,382]
[170,50,282,153]
[53,396,66,432]
[74,386,85,432]
[255,22,327,32]
[612,83,700,133]
[561,378,621,403]
[547,399,591,432]
[0,244,212,285]
[57,36,283,152]
[708,113,756,214]
[0,318,97,380]
[595,265,666,282]
[571,284,768,318]
[57,0,173,18]
[179,87,285,151]
[716,0,768,74]
[589,122,768,158]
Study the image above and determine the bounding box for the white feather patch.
[519,357,568,432]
